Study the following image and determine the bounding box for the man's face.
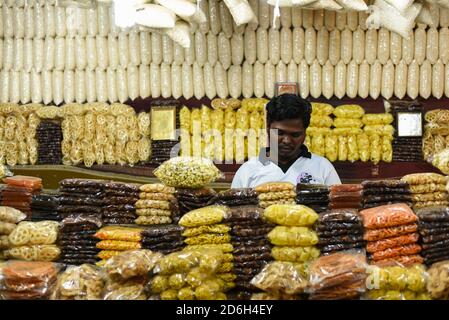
[269,118,306,160]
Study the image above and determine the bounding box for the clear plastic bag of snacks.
[263,204,318,227]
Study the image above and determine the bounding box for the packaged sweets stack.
[31,191,61,222]
[58,179,107,220]
[141,225,185,255]
[255,182,296,209]
[2,176,43,219]
[0,207,27,260]
[426,260,449,299]
[250,261,309,300]
[401,173,449,210]
[329,184,362,210]
[94,226,144,267]
[51,264,106,300]
[307,251,368,300]
[332,105,365,163]
[150,140,179,166]
[423,108,449,163]
[264,204,319,291]
[361,113,394,164]
[36,121,63,165]
[416,206,449,266]
[365,264,429,300]
[361,180,412,209]
[210,189,259,207]
[316,209,365,254]
[59,215,102,265]
[225,205,274,299]
[306,103,334,158]
[147,249,228,300]
[103,182,140,225]
[360,203,423,267]
[176,188,217,216]
[103,250,163,300]
[296,183,329,213]
[136,184,177,225]
[179,206,235,293]
[0,261,60,300]
[5,221,60,262]
[389,100,423,162]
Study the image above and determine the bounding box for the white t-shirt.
[231,153,341,188]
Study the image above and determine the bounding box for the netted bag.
[263,204,318,227]
[154,157,223,188]
[268,226,318,246]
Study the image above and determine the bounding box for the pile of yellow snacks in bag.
[401,173,449,210]
[0,206,27,260]
[0,103,41,166]
[51,264,106,300]
[94,226,144,266]
[306,103,334,158]
[362,113,394,164]
[154,157,223,188]
[60,103,151,167]
[136,184,176,225]
[148,249,228,300]
[179,205,235,290]
[5,221,60,261]
[365,264,430,300]
[423,109,449,163]
[255,182,296,209]
[178,99,267,164]
[307,250,368,300]
[103,249,163,300]
[360,203,423,267]
[250,261,309,300]
[426,260,449,299]
[333,105,365,163]
[264,204,319,266]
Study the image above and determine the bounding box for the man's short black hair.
[266,94,311,129]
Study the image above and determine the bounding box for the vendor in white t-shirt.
[231,94,341,188]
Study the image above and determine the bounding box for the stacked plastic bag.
[2,176,43,219]
[95,226,144,267]
[427,260,449,299]
[360,203,423,267]
[211,188,259,207]
[307,250,368,300]
[227,204,273,299]
[0,261,60,300]
[423,109,449,164]
[176,188,217,217]
[296,183,329,213]
[136,183,177,225]
[36,121,63,165]
[264,204,319,288]
[0,103,40,166]
[103,250,163,300]
[307,103,334,158]
[103,182,139,225]
[401,173,449,210]
[329,184,362,210]
[5,221,60,262]
[142,224,185,255]
[416,206,449,266]
[51,264,105,300]
[179,205,234,290]
[255,182,296,209]
[59,215,102,265]
[316,209,365,254]
[365,263,429,300]
[362,113,394,164]
[147,249,228,300]
[60,103,151,167]
[361,179,412,209]
[0,206,27,261]
[390,101,423,162]
[332,105,364,162]
[31,191,61,222]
